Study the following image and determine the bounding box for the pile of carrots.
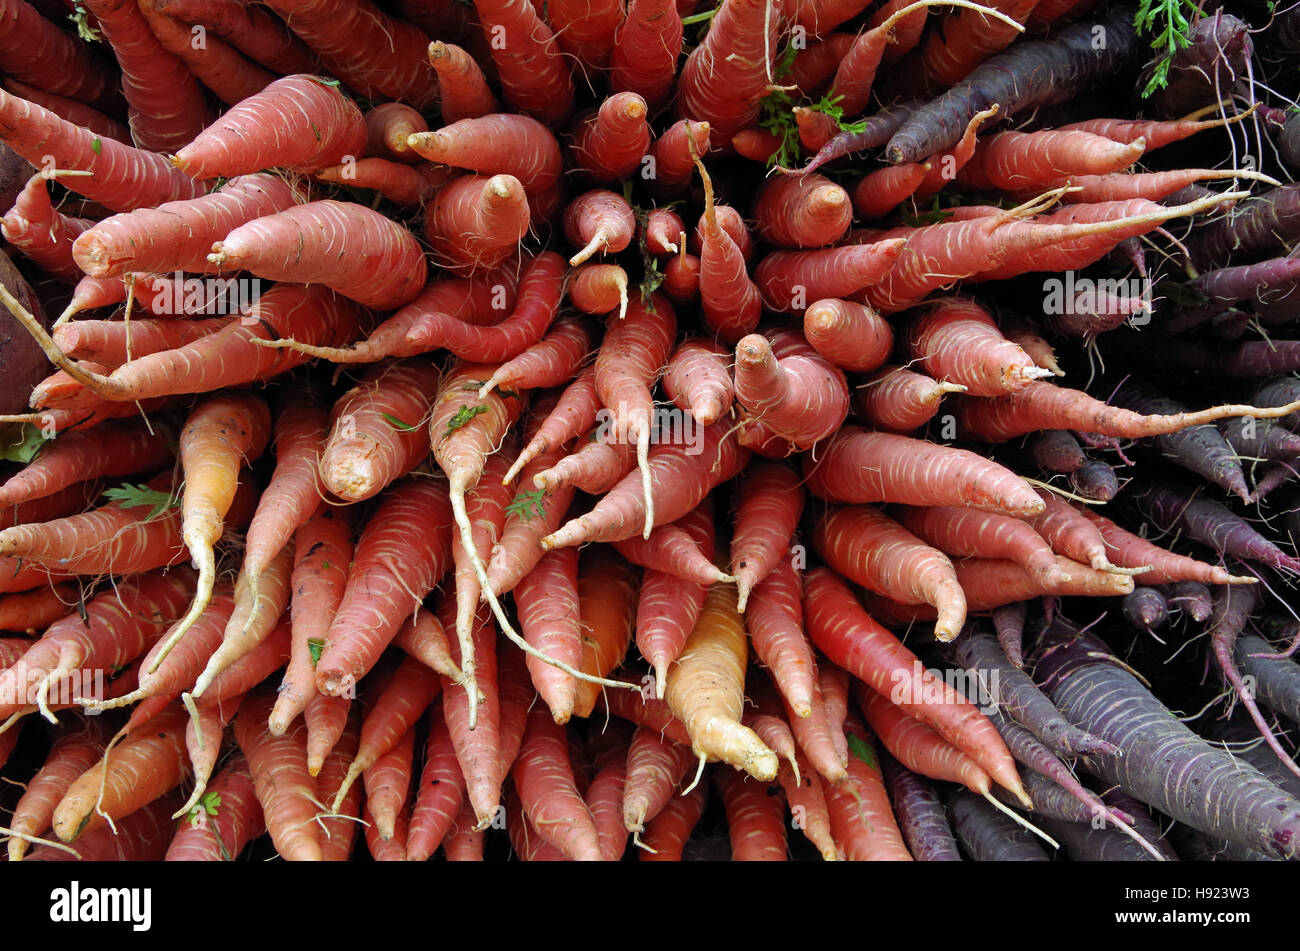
[1,0,1300,862]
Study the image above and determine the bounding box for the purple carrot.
[1190,184,1300,269]
[991,601,1028,668]
[885,9,1141,164]
[1132,484,1300,574]
[1033,618,1300,860]
[879,749,962,862]
[1159,339,1300,379]
[1029,430,1086,473]
[1067,461,1118,502]
[1122,586,1169,632]
[945,788,1050,861]
[1142,11,1252,118]
[784,104,913,177]
[1250,461,1299,503]
[1218,415,1300,461]
[1163,580,1213,622]
[1251,377,1300,432]
[939,625,1118,757]
[1234,632,1300,728]
[1113,381,1251,502]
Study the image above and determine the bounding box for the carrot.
[53,701,190,841]
[512,705,602,860]
[303,690,349,779]
[442,799,486,860]
[753,173,852,249]
[80,0,214,152]
[0,567,195,721]
[477,318,594,402]
[26,792,182,861]
[5,714,109,861]
[691,152,762,342]
[260,0,437,107]
[1081,507,1251,585]
[406,697,464,861]
[361,724,416,844]
[1,79,128,145]
[733,329,850,455]
[569,264,629,319]
[827,720,914,861]
[332,654,439,813]
[53,318,234,367]
[804,567,1027,805]
[142,393,270,680]
[425,173,531,274]
[815,504,970,640]
[0,0,120,110]
[1132,485,1300,577]
[392,606,464,687]
[234,687,321,861]
[609,0,683,111]
[86,584,235,718]
[137,0,276,105]
[208,200,425,310]
[662,339,733,426]
[361,102,427,162]
[614,499,729,587]
[165,753,265,861]
[406,113,563,201]
[1,172,94,282]
[879,750,961,861]
[730,459,802,612]
[855,684,993,795]
[72,174,298,280]
[2,283,364,404]
[571,93,651,185]
[638,780,706,860]
[755,241,904,315]
[805,426,1043,517]
[649,119,712,199]
[0,416,174,510]
[471,0,574,125]
[263,507,350,736]
[956,380,1300,443]
[854,366,966,433]
[644,208,686,258]
[913,105,1000,200]
[563,189,636,267]
[319,360,441,503]
[0,584,77,633]
[897,504,1064,586]
[515,548,582,723]
[676,0,782,148]
[532,427,636,496]
[153,0,318,75]
[572,550,638,718]
[171,74,364,179]
[746,557,817,720]
[427,41,497,124]
[622,724,696,838]
[548,0,622,69]
[486,408,575,598]
[314,477,453,699]
[718,769,787,861]
[906,297,1051,396]
[666,582,778,782]
[543,418,750,549]
[0,87,206,211]
[854,162,929,219]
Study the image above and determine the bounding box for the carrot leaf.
[0,422,51,464]
[186,791,222,828]
[101,483,179,520]
[1135,0,1196,97]
[506,489,547,522]
[847,733,877,769]
[441,404,487,440]
[307,638,326,667]
[69,4,101,42]
[90,137,102,156]
[381,412,419,432]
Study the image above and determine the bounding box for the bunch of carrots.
[0,0,1299,863]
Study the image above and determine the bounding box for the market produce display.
[0,0,1299,863]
